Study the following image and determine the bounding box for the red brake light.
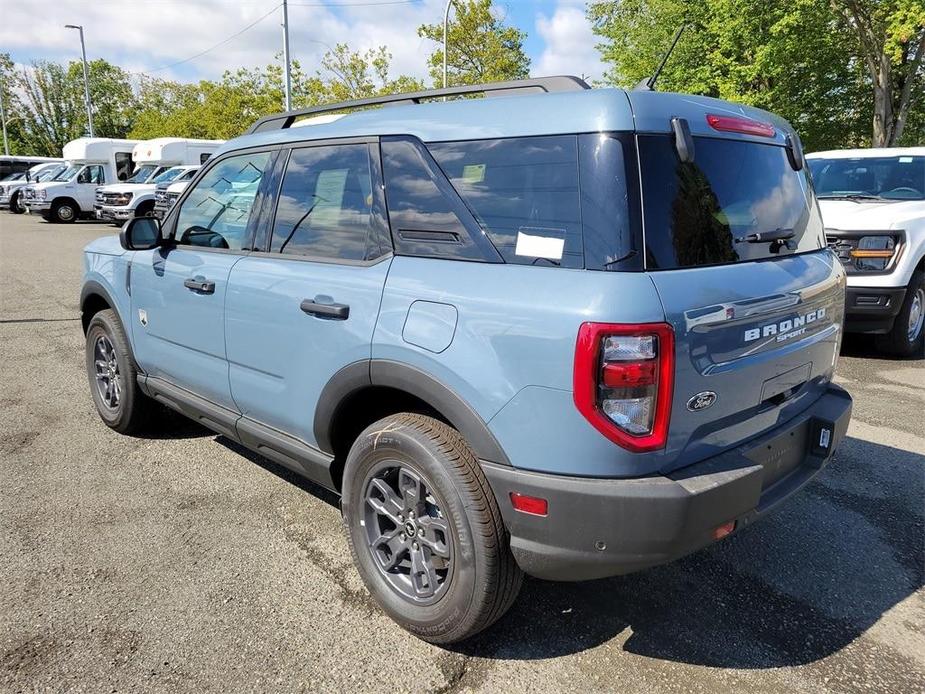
[573,323,674,452]
[706,113,775,138]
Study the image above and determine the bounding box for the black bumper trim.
[844,286,906,334]
[482,384,852,582]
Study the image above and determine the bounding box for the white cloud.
[0,0,448,84]
[534,3,604,83]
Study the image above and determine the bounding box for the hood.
[817,199,925,231]
[99,183,156,194]
[84,234,126,257]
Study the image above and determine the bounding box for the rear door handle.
[184,277,215,294]
[300,298,349,320]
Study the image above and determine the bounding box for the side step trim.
[138,375,336,491]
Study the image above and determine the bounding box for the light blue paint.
[402,301,458,354]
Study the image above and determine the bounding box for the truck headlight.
[38,189,47,200]
[115,193,134,206]
[850,235,896,272]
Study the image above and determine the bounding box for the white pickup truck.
[808,148,924,356]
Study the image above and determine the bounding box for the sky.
[1,0,606,86]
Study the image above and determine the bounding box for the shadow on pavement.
[840,333,923,361]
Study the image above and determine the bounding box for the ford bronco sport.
[80,77,853,644]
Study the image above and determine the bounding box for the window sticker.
[898,156,913,163]
[515,227,565,261]
[462,164,485,183]
[312,168,349,226]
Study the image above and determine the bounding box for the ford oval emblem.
[687,391,717,412]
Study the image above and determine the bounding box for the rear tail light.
[706,113,776,138]
[574,323,674,452]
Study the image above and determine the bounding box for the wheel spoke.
[372,527,407,571]
[410,545,440,598]
[417,515,451,558]
[366,477,404,524]
[398,467,424,508]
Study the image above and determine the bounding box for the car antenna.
[634,24,686,92]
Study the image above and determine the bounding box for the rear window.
[638,135,825,270]
[427,134,640,270]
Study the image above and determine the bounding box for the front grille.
[155,189,168,203]
[95,189,104,203]
[23,188,35,200]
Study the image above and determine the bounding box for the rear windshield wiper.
[734,228,795,244]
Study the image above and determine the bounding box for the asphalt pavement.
[1,213,922,693]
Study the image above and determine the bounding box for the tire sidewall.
[53,201,77,223]
[85,312,136,429]
[10,191,24,214]
[342,423,482,641]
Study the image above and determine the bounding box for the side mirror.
[120,216,163,251]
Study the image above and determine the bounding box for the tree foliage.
[589,0,923,150]
[419,0,530,87]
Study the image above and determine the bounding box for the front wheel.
[342,413,522,644]
[10,191,24,213]
[876,269,924,357]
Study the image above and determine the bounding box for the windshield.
[52,164,82,182]
[1,173,24,182]
[153,167,185,184]
[638,135,825,269]
[809,155,925,201]
[37,165,66,182]
[125,164,159,184]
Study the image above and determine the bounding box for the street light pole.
[281,0,292,111]
[65,24,94,137]
[0,85,9,156]
[442,0,455,89]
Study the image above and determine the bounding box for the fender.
[314,359,510,466]
[80,278,130,336]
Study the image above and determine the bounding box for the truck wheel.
[85,309,153,434]
[135,201,155,218]
[876,269,924,357]
[342,413,522,644]
[51,200,77,223]
[10,191,24,213]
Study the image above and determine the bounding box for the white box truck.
[95,138,222,222]
[24,138,139,223]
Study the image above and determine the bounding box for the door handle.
[184,277,215,294]
[300,298,349,320]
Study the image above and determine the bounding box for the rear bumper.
[844,286,906,334]
[482,384,852,582]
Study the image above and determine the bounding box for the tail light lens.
[573,323,674,452]
[706,113,776,138]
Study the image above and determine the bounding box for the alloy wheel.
[908,287,924,343]
[93,335,121,410]
[362,463,453,604]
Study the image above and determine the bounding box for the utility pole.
[0,84,9,156]
[281,0,292,111]
[65,24,94,137]
[442,0,455,89]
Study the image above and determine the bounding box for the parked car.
[0,161,67,213]
[95,139,222,223]
[0,154,64,180]
[24,138,138,222]
[153,165,201,219]
[807,148,924,356]
[81,77,853,644]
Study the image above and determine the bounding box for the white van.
[0,161,67,213]
[24,138,139,223]
[95,138,222,222]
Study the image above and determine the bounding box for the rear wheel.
[876,269,924,357]
[51,199,77,223]
[85,309,153,434]
[342,413,522,644]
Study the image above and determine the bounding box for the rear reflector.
[713,521,736,540]
[602,361,657,388]
[510,492,548,516]
[706,113,775,138]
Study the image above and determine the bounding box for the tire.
[342,413,522,644]
[875,269,924,357]
[135,201,155,218]
[85,309,153,434]
[51,199,77,223]
[10,191,24,214]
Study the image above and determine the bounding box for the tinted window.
[200,153,211,165]
[809,155,925,201]
[429,136,582,268]
[270,144,374,260]
[115,152,133,181]
[175,151,269,251]
[638,135,824,270]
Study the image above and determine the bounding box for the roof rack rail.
[246,75,591,134]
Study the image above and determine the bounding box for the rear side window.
[638,135,825,269]
[429,136,582,268]
[270,144,375,261]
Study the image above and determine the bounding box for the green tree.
[309,44,425,104]
[588,0,872,151]
[0,52,28,154]
[831,0,925,146]
[419,0,530,87]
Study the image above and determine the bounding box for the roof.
[807,147,925,159]
[213,84,797,158]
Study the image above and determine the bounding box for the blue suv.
[81,77,853,643]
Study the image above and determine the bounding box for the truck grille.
[155,189,168,203]
[23,188,35,200]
